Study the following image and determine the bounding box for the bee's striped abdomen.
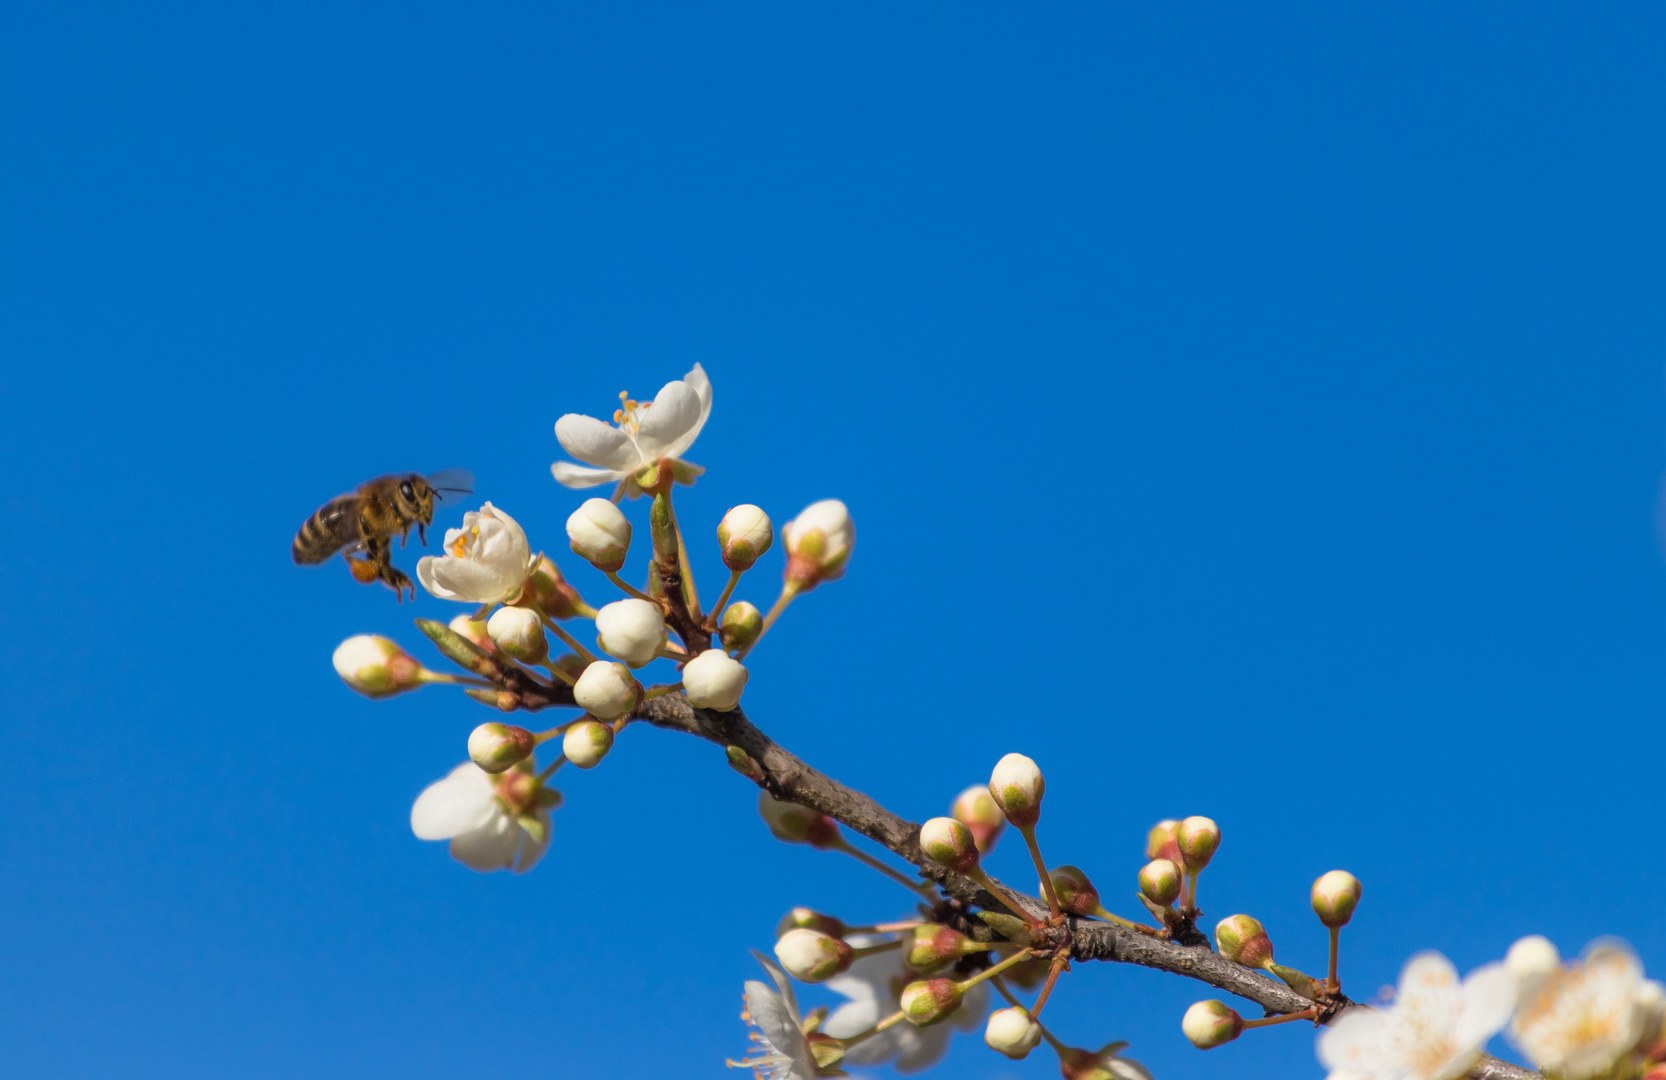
[292,495,362,564]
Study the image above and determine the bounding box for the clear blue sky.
[2,3,1662,1078]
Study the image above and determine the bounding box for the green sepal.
[414,618,503,679]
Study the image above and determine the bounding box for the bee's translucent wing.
[426,468,475,498]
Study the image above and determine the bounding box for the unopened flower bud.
[781,499,855,591]
[562,719,614,769]
[1175,816,1220,873]
[566,497,632,572]
[774,928,854,983]
[465,687,519,711]
[526,554,588,620]
[682,648,749,711]
[718,504,774,571]
[1139,859,1182,906]
[1045,865,1103,917]
[1505,935,1561,987]
[900,978,962,1026]
[594,598,666,668]
[726,744,766,782]
[1214,915,1275,969]
[951,785,1006,853]
[485,605,548,664]
[1310,870,1362,928]
[777,908,846,940]
[984,1006,1043,1059]
[448,614,498,653]
[918,816,980,873]
[467,722,535,773]
[573,660,642,720]
[987,753,1044,829]
[649,493,679,562]
[1182,1000,1243,1049]
[759,792,840,848]
[332,635,427,698]
[904,925,985,973]
[1147,819,1183,865]
[719,601,763,652]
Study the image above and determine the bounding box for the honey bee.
[292,470,474,601]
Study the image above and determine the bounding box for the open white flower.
[1510,942,1648,1079]
[728,951,817,1080]
[416,503,535,604]
[552,364,713,490]
[409,762,549,873]
[1318,952,1516,1080]
[823,936,987,1073]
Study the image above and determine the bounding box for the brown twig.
[631,691,1542,1080]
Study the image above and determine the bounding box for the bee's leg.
[417,522,427,547]
[385,567,415,603]
[342,549,380,585]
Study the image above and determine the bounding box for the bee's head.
[398,475,437,523]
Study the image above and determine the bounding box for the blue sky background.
[2,2,1663,1077]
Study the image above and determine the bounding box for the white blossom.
[1510,942,1649,1079]
[552,364,713,490]
[409,762,548,873]
[593,598,667,668]
[728,951,817,1080]
[682,648,749,711]
[572,660,640,720]
[823,936,987,1072]
[416,503,535,604]
[1317,952,1516,1080]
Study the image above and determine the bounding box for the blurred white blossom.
[823,936,986,1072]
[1318,952,1515,1080]
[1510,942,1651,1080]
[409,762,548,873]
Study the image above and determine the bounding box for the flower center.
[449,524,479,558]
[612,391,652,436]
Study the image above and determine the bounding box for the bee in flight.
[292,470,474,601]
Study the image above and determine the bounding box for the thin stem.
[419,671,496,689]
[705,569,744,629]
[1328,926,1340,990]
[536,756,566,782]
[991,975,1024,1010]
[830,838,936,899]
[606,571,660,605]
[844,920,925,935]
[657,645,690,662]
[848,1009,909,1044]
[1018,825,1062,919]
[642,682,683,700]
[1241,1007,1318,1030]
[968,867,1043,927]
[1028,948,1071,1019]
[541,661,577,687]
[662,487,701,621]
[848,940,904,960]
[952,947,1037,994]
[540,615,598,665]
[1088,904,1164,936]
[740,584,798,659]
[1186,866,1201,912]
[532,720,581,744]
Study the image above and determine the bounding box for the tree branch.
[633,692,1541,1080]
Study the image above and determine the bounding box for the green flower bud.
[467,722,535,773]
[951,785,1006,854]
[773,928,854,983]
[1139,859,1183,906]
[1214,914,1274,969]
[486,605,548,664]
[562,719,614,769]
[1310,870,1362,929]
[918,816,980,873]
[1146,819,1183,866]
[1181,1000,1243,1049]
[566,497,631,572]
[718,504,774,571]
[904,925,986,973]
[1045,865,1103,917]
[332,635,428,698]
[776,908,846,940]
[1175,816,1220,873]
[899,978,963,1027]
[719,601,763,652]
[759,792,840,848]
[987,753,1044,829]
[984,1006,1042,1059]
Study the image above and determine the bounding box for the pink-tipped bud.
[904,925,984,973]
[467,722,535,773]
[527,554,588,620]
[485,605,548,664]
[1182,1000,1243,1049]
[951,785,1006,853]
[718,504,774,572]
[1147,819,1183,865]
[899,978,963,1027]
[1139,859,1183,906]
[1175,816,1221,873]
[1310,870,1362,929]
[562,719,614,769]
[572,660,643,721]
[759,792,840,848]
[984,1006,1042,1059]
[1045,865,1103,917]
[331,635,428,698]
[776,908,846,940]
[987,753,1044,829]
[718,602,763,652]
[566,497,632,572]
[918,816,980,873]
[448,614,499,654]
[773,928,854,983]
[1214,914,1274,969]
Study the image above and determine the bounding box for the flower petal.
[410,764,496,840]
[427,556,514,603]
[823,997,883,1039]
[1453,963,1518,1052]
[512,812,551,873]
[663,363,713,459]
[1317,1007,1392,1072]
[555,413,641,471]
[448,813,520,871]
[894,1022,952,1072]
[744,979,813,1079]
[551,460,626,488]
[633,378,702,460]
